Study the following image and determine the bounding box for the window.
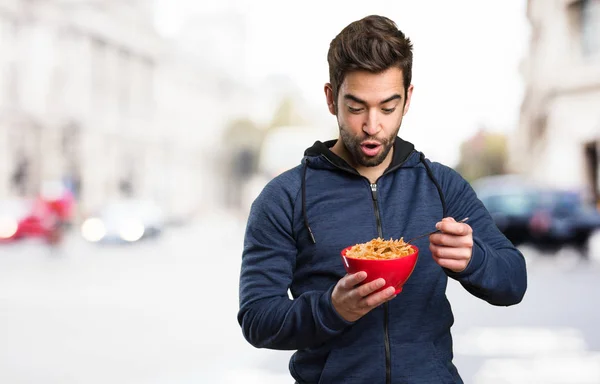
[117,49,131,118]
[581,0,600,57]
[0,16,18,107]
[91,38,108,115]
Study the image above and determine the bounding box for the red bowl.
[340,244,419,295]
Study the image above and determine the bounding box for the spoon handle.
[406,217,469,244]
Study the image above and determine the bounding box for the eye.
[348,106,364,114]
[382,108,396,114]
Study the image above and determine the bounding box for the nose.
[362,109,381,136]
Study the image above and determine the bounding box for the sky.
[154,0,530,167]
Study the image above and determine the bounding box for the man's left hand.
[429,217,473,273]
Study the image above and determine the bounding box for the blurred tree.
[11,157,29,197]
[224,118,263,148]
[455,128,508,183]
[267,96,307,130]
[221,118,262,209]
[220,96,312,209]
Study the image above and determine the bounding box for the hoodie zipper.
[371,183,392,384]
[318,153,410,384]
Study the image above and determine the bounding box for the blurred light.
[0,217,18,239]
[81,218,106,242]
[119,221,145,242]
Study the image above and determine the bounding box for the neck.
[331,140,393,184]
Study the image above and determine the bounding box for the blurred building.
[0,0,329,221]
[513,0,600,204]
[157,9,250,215]
[171,8,336,212]
[0,0,225,223]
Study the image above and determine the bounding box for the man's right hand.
[331,272,397,322]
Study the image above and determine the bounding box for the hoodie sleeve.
[435,164,527,306]
[237,175,352,351]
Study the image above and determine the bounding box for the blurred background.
[0,0,599,383]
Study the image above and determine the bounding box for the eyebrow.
[343,94,402,105]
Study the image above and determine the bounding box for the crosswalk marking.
[455,327,600,384]
[474,354,600,384]
[223,369,292,384]
[454,327,588,356]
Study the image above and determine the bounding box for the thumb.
[436,216,455,230]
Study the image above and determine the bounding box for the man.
[238,15,527,384]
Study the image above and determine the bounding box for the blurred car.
[528,189,600,251]
[39,180,76,225]
[242,124,333,212]
[471,175,542,246]
[257,125,328,179]
[81,199,165,244]
[0,198,60,243]
[472,175,600,255]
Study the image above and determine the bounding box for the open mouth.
[360,142,382,157]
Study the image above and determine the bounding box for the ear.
[324,83,336,115]
[403,84,414,116]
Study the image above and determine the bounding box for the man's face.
[325,67,413,167]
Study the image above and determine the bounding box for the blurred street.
[1,0,599,382]
[1,211,600,384]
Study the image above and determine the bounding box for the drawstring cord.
[301,153,444,245]
[302,159,316,244]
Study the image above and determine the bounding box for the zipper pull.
[370,183,378,200]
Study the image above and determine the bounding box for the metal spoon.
[406,217,470,244]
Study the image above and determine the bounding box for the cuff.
[318,285,354,332]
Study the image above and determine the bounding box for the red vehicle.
[0,185,75,244]
[0,198,56,243]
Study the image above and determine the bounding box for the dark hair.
[327,15,413,101]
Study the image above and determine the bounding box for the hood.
[299,137,425,244]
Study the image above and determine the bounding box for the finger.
[433,256,468,272]
[341,271,367,290]
[383,294,398,303]
[430,243,472,260]
[354,278,386,298]
[429,233,474,248]
[436,220,472,236]
[362,286,396,307]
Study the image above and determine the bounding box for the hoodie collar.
[304,136,416,173]
[300,136,418,244]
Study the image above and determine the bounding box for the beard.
[338,124,399,167]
